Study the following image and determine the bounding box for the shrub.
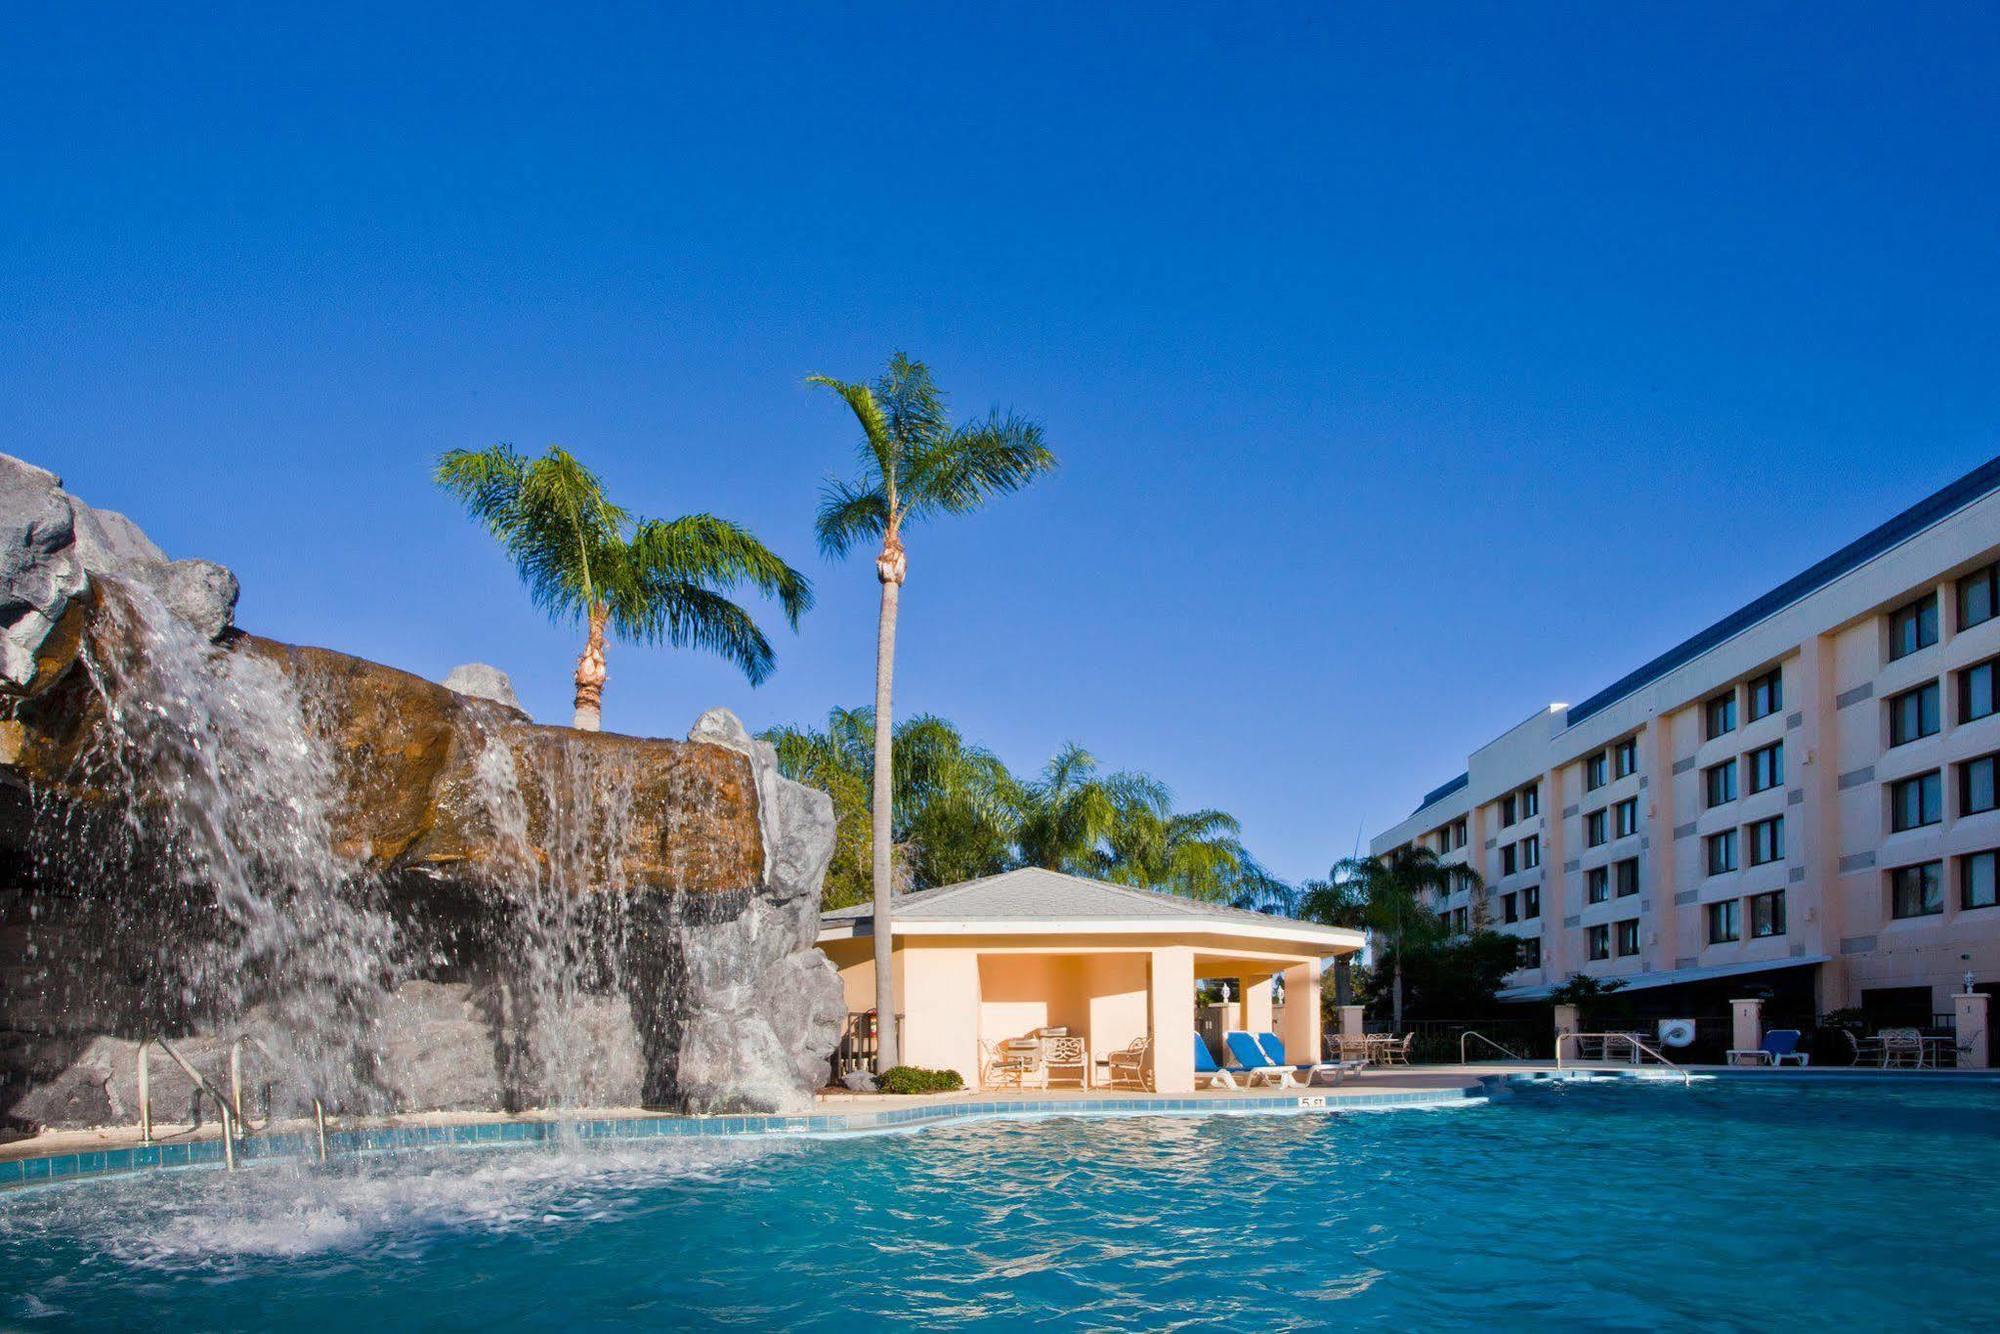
[876,1065,965,1095]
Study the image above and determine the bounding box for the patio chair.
[980,1039,1035,1089]
[1106,1035,1151,1090]
[1880,1028,1924,1069]
[1727,1029,1809,1067]
[1256,1031,1362,1086]
[1042,1035,1089,1089]
[1224,1030,1301,1087]
[1378,1034,1414,1066]
[1193,1033,1238,1090]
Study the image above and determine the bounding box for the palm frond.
[903,411,1056,520]
[609,579,777,684]
[806,374,896,486]
[813,476,891,558]
[628,514,814,626]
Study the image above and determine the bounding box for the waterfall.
[27,577,396,1114]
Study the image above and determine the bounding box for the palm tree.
[1300,846,1469,1031]
[809,355,1055,1070]
[436,444,811,730]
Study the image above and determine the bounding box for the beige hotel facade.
[1372,455,2000,1028]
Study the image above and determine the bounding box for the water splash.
[27,577,396,1113]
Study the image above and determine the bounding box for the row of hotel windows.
[1884,753,2000,832]
[1704,741,1784,806]
[1585,858,1640,902]
[1705,816,1785,874]
[1431,817,1469,854]
[1884,658,1999,746]
[1703,667,1784,742]
[1887,850,2000,917]
[1584,918,1643,960]
[1583,797,1640,847]
[1583,736,1639,791]
[1889,559,2000,662]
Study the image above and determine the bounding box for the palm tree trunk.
[870,537,906,1072]
[572,602,608,731]
[1392,945,1405,1033]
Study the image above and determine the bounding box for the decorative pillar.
[1149,947,1196,1093]
[1553,1003,1580,1060]
[1280,962,1322,1061]
[1243,975,1275,1037]
[1730,998,1764,1063]
[1955,992,1990,1069]
[1339,1004,1366,1041]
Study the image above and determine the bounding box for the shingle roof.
[820,865,1312,929]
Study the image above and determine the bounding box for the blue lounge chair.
[1727,1028,1810,1067]
[1193,1033,1238,1089]
[1256,1031,1362,1086]
[1224,1030,1299,1087]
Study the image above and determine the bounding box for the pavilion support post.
[1243,976,1275,1038]
[1280,962,1322,1060]
[1149,947,1196,1093]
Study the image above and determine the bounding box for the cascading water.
[25,577,397,1115]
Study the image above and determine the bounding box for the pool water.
[4,1079,1999,1330]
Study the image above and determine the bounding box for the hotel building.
[1371,455,2000,1029]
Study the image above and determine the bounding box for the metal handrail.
[1460,1030,1527,1063]
[1555,1031,1692,1086]
[136,1035,332,1168]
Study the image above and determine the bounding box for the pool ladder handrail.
[135,1035,331,1170]
[1554,1031,1692,1086]
[1459,1030,1528,1064]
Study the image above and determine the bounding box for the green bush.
[876,1065,965,1095]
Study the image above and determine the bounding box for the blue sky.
[6,5,1998,882]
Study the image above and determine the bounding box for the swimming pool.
[5,1078,1998,1329]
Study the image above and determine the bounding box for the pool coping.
[0,1084,1483,1192]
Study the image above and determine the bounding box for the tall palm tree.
[437,444,811,730]
[1299,846,1468,1031]
[809,355,1055,1070]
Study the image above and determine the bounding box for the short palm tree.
[809,354,1055,1069]
[436,444,811,730]
[1300,846,1468,1031]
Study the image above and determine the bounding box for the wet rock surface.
[0,457,843,1129]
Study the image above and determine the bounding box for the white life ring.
[1657,1018,1698,1049]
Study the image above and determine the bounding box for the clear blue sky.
[6,5,1998,883]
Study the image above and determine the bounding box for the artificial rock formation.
[0,454,844,1129]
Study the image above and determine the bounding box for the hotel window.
[1500,794,1517,827]
[1502,892,1518,923]
[1888,681,1941,746]
[1961,658,2000,724]
[1750,889,1786,938]
[1453,818,1468,848]
[1747,816,1784,866]
[1522,884,1541,918]
[1614,737,1638,779]
[1890,861,1944,918]
[1890,591,1939,660]
[1890,771,1942,832]
[1747,668,1783,722]
[1586,866,1609,904]
[1705,693,1737,740]
[1520,835,1541,870]
[1521,784,1540,819]
[1585,752,1609,791]
[1747,742,1784,794]
[1615,919,1641,957]
[1501,842,1518,876]
[1963,850,1999,910]
[1705,759,1737,807]
[1586,924,1611,961]
[1454,907,1470,933]
[1707,899,1741,943]
[1585,809,1607,847]
[1613,797,1638,839]
[1517,937,1541,969]
[1614,858,1639,897]
[1962,753,2000,817]
[1959,561,2000,632]
[1707,829,1738,875]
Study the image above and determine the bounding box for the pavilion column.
[1955,992,1989,1069]
[1149,946,1196,1093]
[1243,975,1275,1036]
[1280,961,1322,1061]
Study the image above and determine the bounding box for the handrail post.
[219,1100,236,1172]
[136,1039,153,1145]
[314,1100,329,1164]
[229,1039,245,1129]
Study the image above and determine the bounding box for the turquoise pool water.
[4,1078,1999,1329]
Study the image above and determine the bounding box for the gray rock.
[840,1069,877,1093]
[442,662,524,713]
[0,454,87,690]
[71,502,168,575]
[126,558,239,642]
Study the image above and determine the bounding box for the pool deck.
[6,1060,1997,1187]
